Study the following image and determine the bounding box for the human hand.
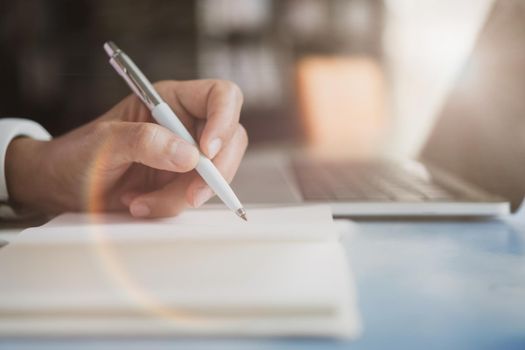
[5,80,247,218]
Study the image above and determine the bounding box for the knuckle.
[227,81,243,101]
[152,80,177,99]
[237,124,249,148]
[132,123,158,157]
[216,80,243,100]
[93,121,112,138]
[135,123,156,144]
[164,137,179,157]
[91,121,116,149]
[152,80,173,90]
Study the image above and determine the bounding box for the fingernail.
[208,138,222,159]
[193,187,214,208]
[171,142,199,167]
[130,202,150,217]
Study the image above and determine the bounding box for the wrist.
[5,137,51,213]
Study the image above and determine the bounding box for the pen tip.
[236,208,248,221]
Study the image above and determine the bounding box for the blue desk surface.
[1,215,524,350]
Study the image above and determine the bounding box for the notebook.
[0,205,361,338]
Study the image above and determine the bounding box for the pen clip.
[109,58,151,107]
[109,56,160,109]
[127,69,157,108]
[107,44,162,110]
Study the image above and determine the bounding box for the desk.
[0,215,524,350]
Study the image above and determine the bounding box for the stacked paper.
[0,206,361,338]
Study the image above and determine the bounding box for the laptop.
[231,0,525,217]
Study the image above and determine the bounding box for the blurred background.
[0,0,494,158]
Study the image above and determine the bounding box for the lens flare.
[82,147,209,328]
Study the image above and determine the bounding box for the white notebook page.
[15,205,338,244]
[0,205,360,338]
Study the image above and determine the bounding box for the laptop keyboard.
[292,161,457,202]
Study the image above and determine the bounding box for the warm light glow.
[382,0,495,157]
[296,56,386,159]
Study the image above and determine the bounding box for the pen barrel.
[195,156,242,211]
[152,102,242,212]
[152,102,198,147]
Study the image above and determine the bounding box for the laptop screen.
[420,0,525,212]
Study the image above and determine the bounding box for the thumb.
[103,121,200,172]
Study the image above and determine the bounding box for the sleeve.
[0,118,52,220]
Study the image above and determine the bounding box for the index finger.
[156,80,243,159]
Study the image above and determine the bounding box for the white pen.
[103,41,247,221]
